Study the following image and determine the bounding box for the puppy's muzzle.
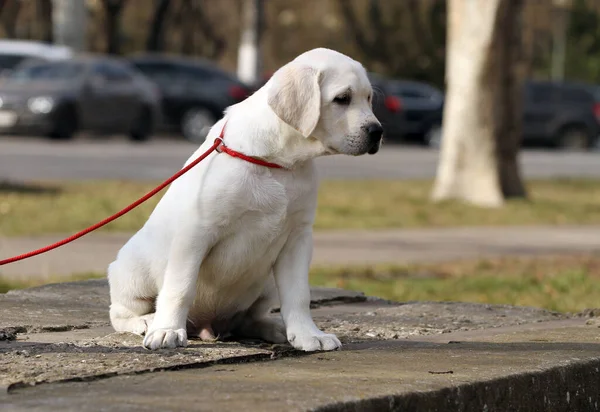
[366,123,384,155]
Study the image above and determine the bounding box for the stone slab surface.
[0,280,366,333]
[1,280,599,411]
[3,324,600,412]
[0,280,110,333]
[2,226,600,279]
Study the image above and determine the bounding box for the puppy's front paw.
[288,330,342,352]
[143,328,187,350]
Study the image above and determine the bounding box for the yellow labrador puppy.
[107,48,383,350]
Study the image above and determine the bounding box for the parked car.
[522,80,600,150]
[369,73,444,144]
[368,73,405,140]
[0,55,161,141]
[0,39,72,77]
[427,80,600,151]
[127,54,252,142]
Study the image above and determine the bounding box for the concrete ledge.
[1,280,599,411]
[319,352,600,412]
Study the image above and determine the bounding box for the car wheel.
[556,127,590,151]
[181,108,216,143]
[424,123,442,148]
[129,106,153,142]
[48,105,78,140]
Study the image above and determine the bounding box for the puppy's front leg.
[143,228,213,350]
[274,226,341,351]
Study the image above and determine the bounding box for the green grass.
[310,255,600,313]
[2,179,600,236]
[315,179,600,229]
[2,256,598,314]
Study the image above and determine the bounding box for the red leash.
[0,123,283,266]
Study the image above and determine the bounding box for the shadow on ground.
[0,181,61,195]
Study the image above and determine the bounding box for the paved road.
[2,136,600,181]
[2,226,599,279]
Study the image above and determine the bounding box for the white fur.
[107,48,382,351]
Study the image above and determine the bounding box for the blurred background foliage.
[2,0,600,87]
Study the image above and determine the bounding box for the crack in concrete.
[5,351,275,393]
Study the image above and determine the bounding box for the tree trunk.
[431,0,527,207]
[38,0,53,43]
[102,0,127,55]
[180,0,194,55]
[146,0,171,52]
[496,0,527,198]
[105,9,119,54]
[52,0,87,52]
[237,0,264,84]
[194,1,226,59]
[1,0,21,38]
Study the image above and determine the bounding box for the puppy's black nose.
[367,123,384,142]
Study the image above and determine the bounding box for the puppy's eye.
[333,94,351,105]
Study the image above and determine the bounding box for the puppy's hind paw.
[143,328,187,350]
[131,313,155,336]
[237,317,287,344]
[110,313,154,336]
[260,320,287,344]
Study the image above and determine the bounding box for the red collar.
[214,122,284,169]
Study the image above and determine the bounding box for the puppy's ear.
[267,64,321,138]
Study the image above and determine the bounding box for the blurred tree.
[263,1,343,74]
[179,0,195,54]
[336,0,446,86]
[101,0,128,54]
[238,0,263,84]
[37,0,53,43]
[51,0,88,51]
[163,0,227,59]
[0,0,21,38]
[565,0,600,82]
[8,0,600,89]
[146,0,171,52]
[432,0,527,207]
[551,0,571,81]
[188,0,227,59]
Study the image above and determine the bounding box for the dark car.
[128,54,252,143]
[522,80,600,150]
[430,80,600,150]
[0,55,161,141]
[0,39,73,77]
[368,73,404,140]
[369,73,444,144]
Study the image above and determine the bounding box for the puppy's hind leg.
[233,276,287,344]
[108,260,156,336]
[110,301,155,336]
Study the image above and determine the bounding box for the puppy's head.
[267,48,383,156]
